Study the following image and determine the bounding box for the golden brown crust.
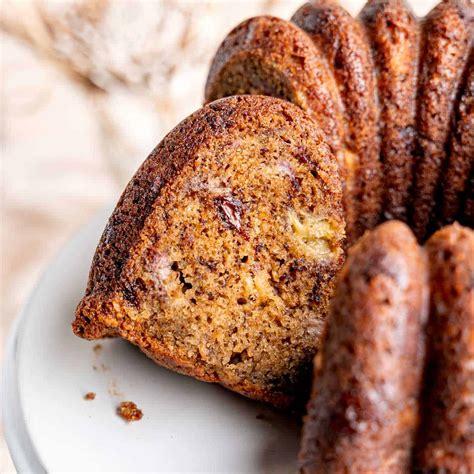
[299,221,428,473]
[205,16,343,152]
[74,95,345,408]
[204,16,364,245]
[413,223,474,473]
[292,0,382,245]
[360,0,421,223]
[411,0,473,241]
[440,54,474,226]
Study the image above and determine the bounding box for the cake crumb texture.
[73,95,345,408]
[117,401,143,422]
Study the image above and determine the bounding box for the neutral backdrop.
[0,0,437,471]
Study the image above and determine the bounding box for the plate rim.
[3,277,48,473]
[2,206,113,473]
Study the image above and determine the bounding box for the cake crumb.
[84,392,96,400]
[117,401,143,422]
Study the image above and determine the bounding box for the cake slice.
[73,96,345,408]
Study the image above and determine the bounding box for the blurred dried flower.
[1,0,295,181]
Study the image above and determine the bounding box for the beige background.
[0,0,435,471]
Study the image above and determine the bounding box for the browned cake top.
[205,16,344,153]
[440,55,474,225]
[292,1,382,235]
[414,223,474,472]
[299,220,428,473]
[411,0,474,240]
[360,0,421,223]
[292,1,379,160]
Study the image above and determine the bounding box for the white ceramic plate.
[3,206,300,473]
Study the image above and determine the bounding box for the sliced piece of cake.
[73,95,345,407]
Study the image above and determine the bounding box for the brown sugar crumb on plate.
[117,401,143,422]
[84,392,96,400]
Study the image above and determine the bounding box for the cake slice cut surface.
[73,95,345,408]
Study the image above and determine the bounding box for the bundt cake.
[292,1,382,243]
[299,221,473,473]
[411,0,473,240]
[359,0,420,223]
[73,1,473,464]
[413,224,474,473]
[440,55,474,226]
[204,15,360,245]
[299,221,429,473]
[73,95,345,407]
[206,0,474,242]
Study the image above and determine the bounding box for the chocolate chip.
[289,259,308,273]
[123,282,138,306]
[309,268,332,304]
[290,175,302,191]
[214,196,244,231]
[135,277,147,292]
[198,256,217,270]
[296,146,311,165]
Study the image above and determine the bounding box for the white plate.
[3,206,300,473]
